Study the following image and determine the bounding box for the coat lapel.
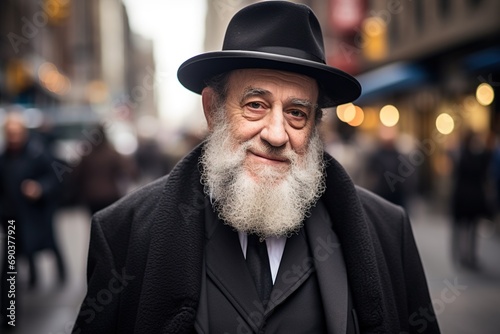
[268,228,313,314]
[204,209,265,330]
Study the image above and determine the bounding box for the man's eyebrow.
[289,98,315,110]
[239,87,270,104]
[239,87,316,111]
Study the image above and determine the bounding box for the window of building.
[415,0,424,33]
[438,0,450,19]
[468,0,485,9]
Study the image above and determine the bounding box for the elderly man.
[73,2,440,333]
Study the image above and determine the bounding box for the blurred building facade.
[322,0,500,200]
[0,0,157,142]
[204,0,499,203]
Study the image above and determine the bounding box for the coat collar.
[135,145,207,333]
[320,154,397,333]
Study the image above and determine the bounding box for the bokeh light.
[379,105,399,127]
[38,62,71,95]
[336,103,355,122]
[362,16,388,61]
[347,105,364,127]
[137,115,160,139]
[476,83,494,106]
[436,113,454,134]
[113,131,138,155]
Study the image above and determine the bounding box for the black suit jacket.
[197,198,355,333]
[73,144,440,333]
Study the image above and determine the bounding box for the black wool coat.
[73,145,440,334]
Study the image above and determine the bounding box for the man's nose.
[260,108,288,147]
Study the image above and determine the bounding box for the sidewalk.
[4,206,90,334]
[409,198,500,334]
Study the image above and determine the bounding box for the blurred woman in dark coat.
[451,130,493,269]
[0,112,66,327]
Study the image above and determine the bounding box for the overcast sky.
[122,0,207,131]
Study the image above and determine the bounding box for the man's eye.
[285,109,308,129]
[247,102,263,109]
[288,110,306,118]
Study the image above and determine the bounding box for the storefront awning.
[463,47,500,72]
[355,62,429,104]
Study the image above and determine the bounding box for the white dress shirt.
[238,232,286,284]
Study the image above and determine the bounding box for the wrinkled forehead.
[226,69,319,102]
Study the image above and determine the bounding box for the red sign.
[328,0,365,34]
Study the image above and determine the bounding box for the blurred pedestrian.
[134,136,168,184]
[492,133,500,218]
[450,130,493,269]
[367,127,408,207]
[75,125,136,214]
[0,112,66,317]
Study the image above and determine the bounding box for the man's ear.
[202,87,216,131]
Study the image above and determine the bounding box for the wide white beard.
[200,112,326,239]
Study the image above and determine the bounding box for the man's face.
[219,69,319,179]
[4,116,28,151]
[201,69,325,238]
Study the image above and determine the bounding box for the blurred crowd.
[323,119,500,272]
[0,104,203,330]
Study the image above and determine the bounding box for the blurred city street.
[2,198,499,334]
[409,199,500,334]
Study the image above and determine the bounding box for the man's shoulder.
[355,186,402,210]
[355,185,406,226]
[91,145,204,239]
[94,175,169,229]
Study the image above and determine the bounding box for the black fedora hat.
[177,1,361,108]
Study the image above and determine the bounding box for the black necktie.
[246,234,273,306]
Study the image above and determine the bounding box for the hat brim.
[177,50,361,108]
